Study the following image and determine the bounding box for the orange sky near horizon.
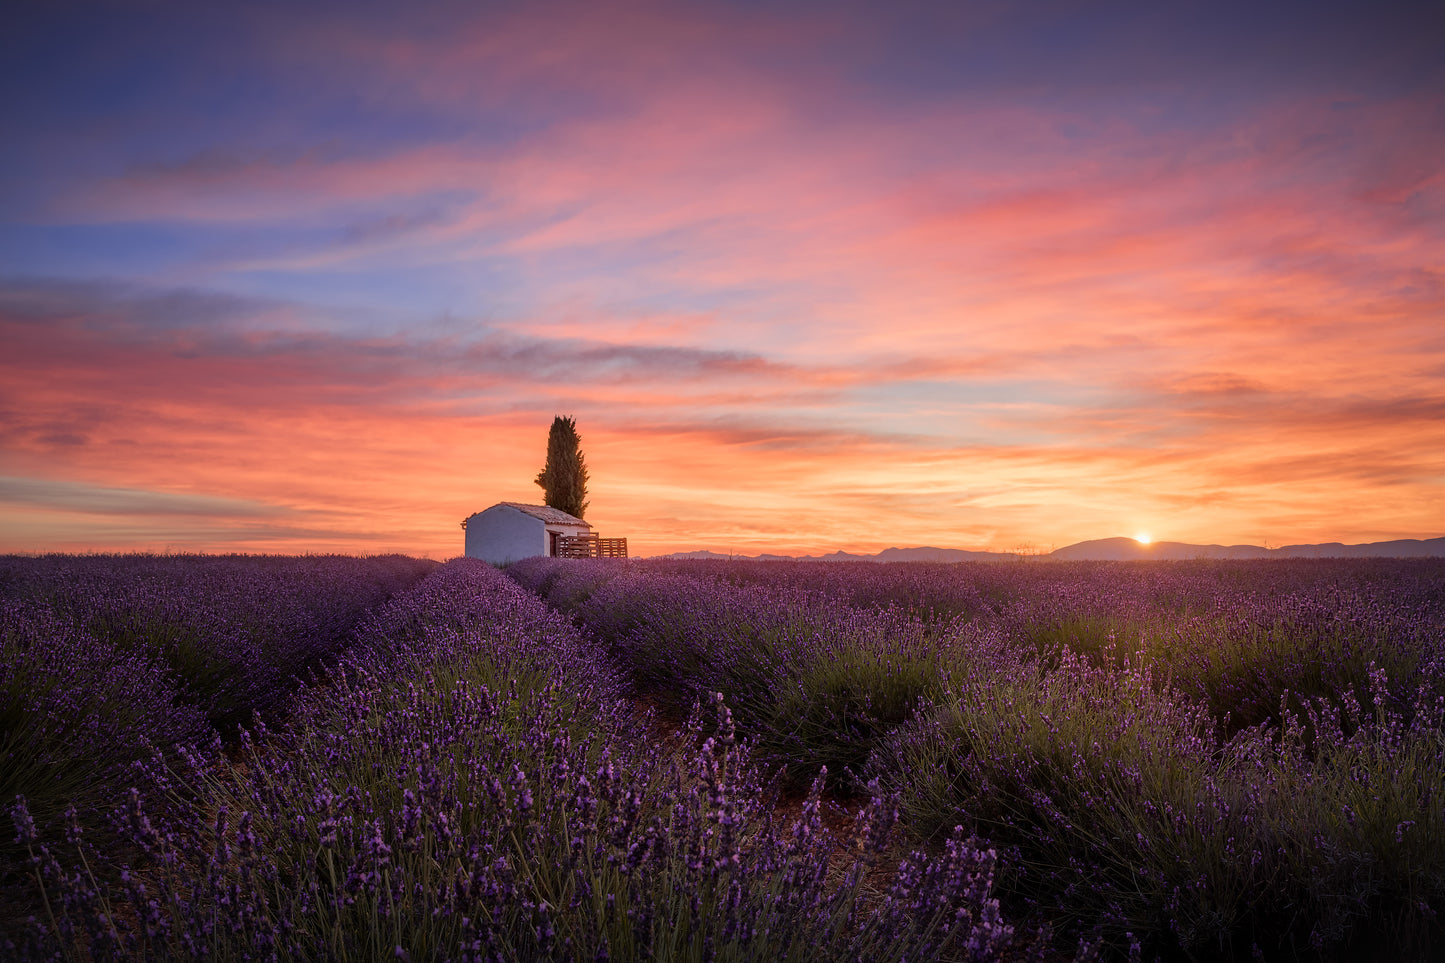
[2,1,1443,557]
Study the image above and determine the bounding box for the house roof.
[496,502,590,526]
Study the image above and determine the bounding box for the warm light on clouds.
[2,1,1443,556]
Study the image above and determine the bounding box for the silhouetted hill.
[1050,536,1445,560]
[1269,537,1445,558]
[1048,538,1272,560]
[874,546,1024,562]
[654,536,1445,562]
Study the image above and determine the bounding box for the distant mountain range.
[657,536,1445,563]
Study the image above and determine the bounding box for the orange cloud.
[6,4,1444,555]
[4,271,1442,558]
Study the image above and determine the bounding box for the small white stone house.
[461,502,592,565]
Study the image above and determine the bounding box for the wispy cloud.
[0,476,293,519]
[3,265,1444,555]
[3,1,1443,553]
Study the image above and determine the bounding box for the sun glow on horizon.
[1135,533,1153,545]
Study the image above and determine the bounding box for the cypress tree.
[534,415,590,519]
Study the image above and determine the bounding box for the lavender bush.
[0,553,437,733]
[509,558,949,790]
[510,557,1445,959]
[1,553,435,930]
[0,599,209,910]
[10,552,1441,959]
[874,656,1445,957]
[8,559,1033,961]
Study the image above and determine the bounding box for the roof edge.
[466,501,591,526]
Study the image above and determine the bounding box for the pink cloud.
[8,4,1445,554]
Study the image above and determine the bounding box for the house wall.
[464,505,546,564]
[463,506,593,564]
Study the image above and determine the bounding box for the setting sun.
[1135,533,1153,545]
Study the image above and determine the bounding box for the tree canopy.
[535,415,590,519]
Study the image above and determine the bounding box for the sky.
[2,0,1443,558]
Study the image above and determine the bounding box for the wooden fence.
[556,534,628,559]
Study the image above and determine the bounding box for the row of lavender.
[506,556,1445,959]
[8,557,1043,961]
[1,553,437,919]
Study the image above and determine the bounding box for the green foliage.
[534,415,590,519]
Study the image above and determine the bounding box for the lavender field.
[4,554,1443,960]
